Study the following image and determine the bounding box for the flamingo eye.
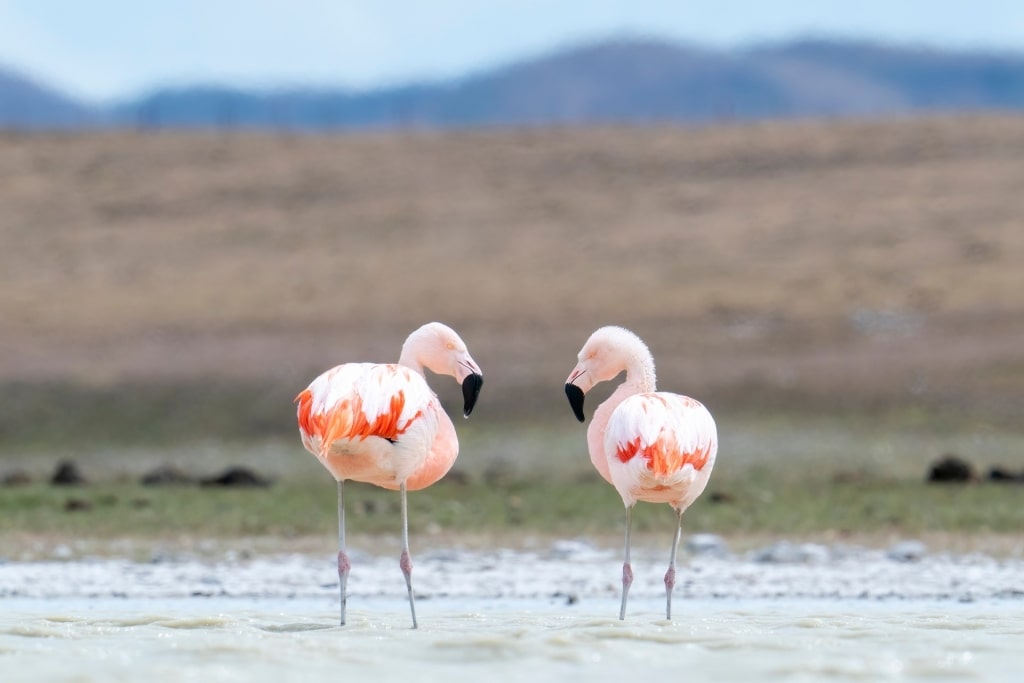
[446,342,455,350]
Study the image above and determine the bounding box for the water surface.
[3,543,1024,681]
[2,597,1022,682]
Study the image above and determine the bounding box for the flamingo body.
[605,392,717,509]
[296,363,456,491]
[296,322,483,628]
[565,325,718,620]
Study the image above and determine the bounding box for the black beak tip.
[565,383,586,423]
[462,373,483,417]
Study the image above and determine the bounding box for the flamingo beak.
[565,382,586,423]
[462,373,483,417]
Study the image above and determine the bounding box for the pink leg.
[619,506,634,620]
[337,480,349,626]
[400,483,419,629]
[337,550,350,625]
[665,508,683,620]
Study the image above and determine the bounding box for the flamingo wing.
[604,392,718,508]
[295,363,440,486]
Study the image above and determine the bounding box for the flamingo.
[295,322,483,628]
[564,326,717,620]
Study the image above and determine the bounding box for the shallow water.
[3,543,1024,681]
[2,597,1023,682]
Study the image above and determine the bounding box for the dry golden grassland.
[1,114,1023,445]
[3,116,1024,545]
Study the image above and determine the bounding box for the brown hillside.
[2,116,1023,423]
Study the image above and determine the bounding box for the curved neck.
[397,335,427,376]
[622,338,657,394]
[588,361,657,484]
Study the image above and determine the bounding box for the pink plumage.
[296,322,483,628]
[565,326,717,620]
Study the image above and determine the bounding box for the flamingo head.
[402,322,484,417]
[564,326,654,422]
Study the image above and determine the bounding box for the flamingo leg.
[399,482,419,629]
[337,480,350,627]
[619,505,634,620]
[665,507,683,620]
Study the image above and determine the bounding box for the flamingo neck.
[621,335,657,394]
[588,355,657,484]
[397,337,427,376]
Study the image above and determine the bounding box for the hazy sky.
[1,0,1021,102]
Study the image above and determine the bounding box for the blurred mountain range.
[3,38,1024,130]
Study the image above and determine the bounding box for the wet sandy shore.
[3,538,1023,602]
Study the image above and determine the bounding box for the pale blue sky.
[1,0,1021,102]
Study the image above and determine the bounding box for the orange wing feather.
[615,435,713,475]
[295,388,319,439]
[296,364,430,456]
[609,393,716,475]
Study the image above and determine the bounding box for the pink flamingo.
[565,326,717,620]
[296,322,483,628]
